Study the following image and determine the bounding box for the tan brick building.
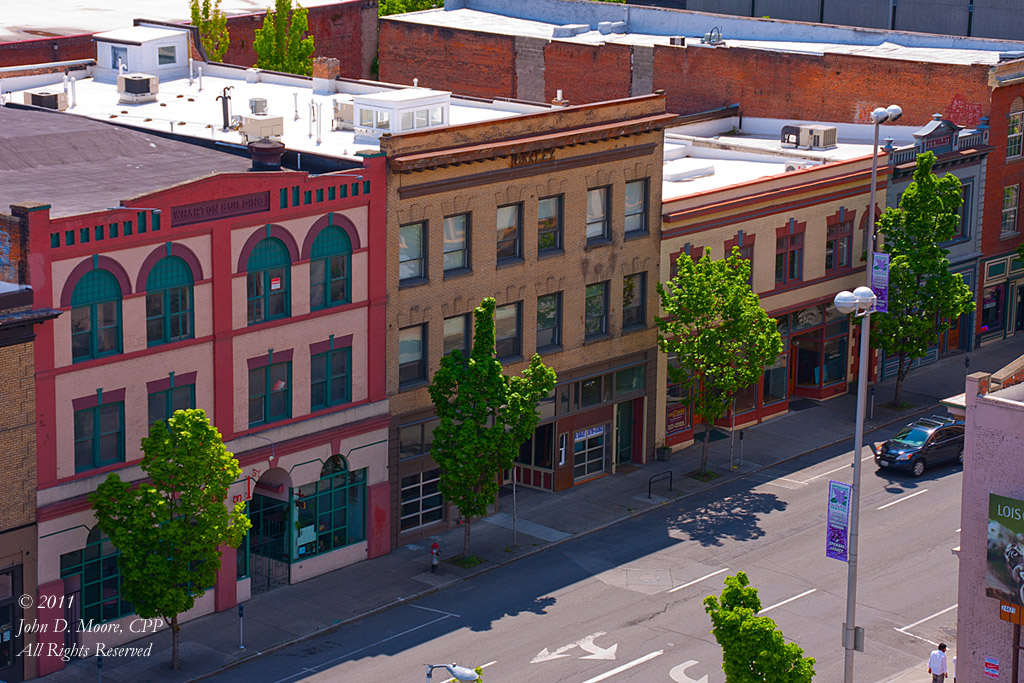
[379,94,675,545]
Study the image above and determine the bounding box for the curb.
[188,400,940,682]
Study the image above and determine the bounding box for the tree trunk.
[894,351,907,406]
[701,423,711,473]
[463,516,472,558]
[170,614,180,670]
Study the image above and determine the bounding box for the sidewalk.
[45,338,1023,682]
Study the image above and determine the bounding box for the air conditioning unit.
[797,124,837,150]
[117,73,159,104]
[239,114,284,143]
[23,89,68,111]
[249,97,268,115]
[670,36,686,46]
[785,161,815,173]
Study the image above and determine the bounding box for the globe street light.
[426,663,479,682]
[837,103,900,683]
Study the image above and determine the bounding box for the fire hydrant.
[430,542,441,573]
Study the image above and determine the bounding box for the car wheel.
[911,459,926,477]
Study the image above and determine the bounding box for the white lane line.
[877,489,929,510]
[759,589,817,615]
[411,604,461,618]
[799,455,873,484]
[272,613,456,683]
[893,628,939,647]
[440,661,496,682]
[897,604,958,632]
[669,568,730,593]
[580,650,664,683]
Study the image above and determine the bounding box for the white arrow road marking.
[531,632,610,663]
[670,660,709,683]
[580,650,664,683]
[578,634,618,660]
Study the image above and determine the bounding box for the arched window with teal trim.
[59,527,133,624]
[309,224,352,310]
[71,269,122,362]
[293,455,366,560]
[247,237,291,325]
[146,256,194,346]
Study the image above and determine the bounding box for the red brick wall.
[544,41,632,104]
[221,2,369,77]
[651,44,992,125]
[379,19,516,98]
[980,84,1024,259]
[0,34,95,68]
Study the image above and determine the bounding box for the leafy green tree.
[704,572,816,682]
[253,0,315,76]
[91,409,250,670]
[428,298,557,558]
[872,151,974,405]
[190,0,230,62]
[657,247,781,474]
[378,0,443,16]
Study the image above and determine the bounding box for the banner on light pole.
[827,480,852,562]
[871,252,889,313]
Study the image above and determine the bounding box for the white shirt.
[929,649,948,674]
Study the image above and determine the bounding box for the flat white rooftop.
[390,7,1023,67]
[0,0,348,42]
[2,67,532,162]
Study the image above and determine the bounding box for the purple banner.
[871,252,889,313]
[827,480,852,562]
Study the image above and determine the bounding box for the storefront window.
[795,338,822,387]
[573,426,607,480]
[615,365,645,396]
[400,469,443,532]
[763,354,787,405]
[823,337,848,385]
[981,285,1005,334]
[734,383,757,414]
[791,305,824,332]
[518,423,555,469]
[59,528,133,625]
[294,457,366,560]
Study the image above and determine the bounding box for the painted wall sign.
[511,148,556,167]
[826,480,852,562]
[988,493,1024,605]
[926,135,951,150]
[170,191,270,226]
[574,425,606,442]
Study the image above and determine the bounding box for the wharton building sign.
[171,191,270,227]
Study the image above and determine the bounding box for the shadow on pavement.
[665,490,788,546]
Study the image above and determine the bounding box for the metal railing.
[648,471,674,499]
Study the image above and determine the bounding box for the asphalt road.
[207,421,961,683]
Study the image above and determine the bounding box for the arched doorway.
[249,468,291,594]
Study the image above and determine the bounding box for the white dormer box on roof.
[351,88,450,142]
[93,26,190,83]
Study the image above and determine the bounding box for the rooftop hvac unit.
[117,73,159,104]
[798,124,837,149]
[249,97,268,115]
[669,36,686,46]
[23,89,68,111]
[239,114,284,143]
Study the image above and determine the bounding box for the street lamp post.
[834,103,901,683]
[425,663,479,682]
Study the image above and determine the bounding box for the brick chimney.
[312,57,340,95]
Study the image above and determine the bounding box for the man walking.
[928,643,949,682]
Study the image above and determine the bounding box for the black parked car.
[874,416,965,477]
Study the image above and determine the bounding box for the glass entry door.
[615,401,634,465]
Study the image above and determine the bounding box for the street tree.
[91,409,250,670]
[657,247,782,474]
[378,0,443,15]
[253,0,315,76]
[872,151,974,405]
[189,0,230,62]
[704,571,816,682]
[428,298,557,558]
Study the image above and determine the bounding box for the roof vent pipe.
[216,86,233,131]
[62,74,68,94]
[69,77,76,108]
[188,54,193,85]
[248,138,285,171]
[413,77,419,87]
[294,92,300,120]
[197,66,203,91]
